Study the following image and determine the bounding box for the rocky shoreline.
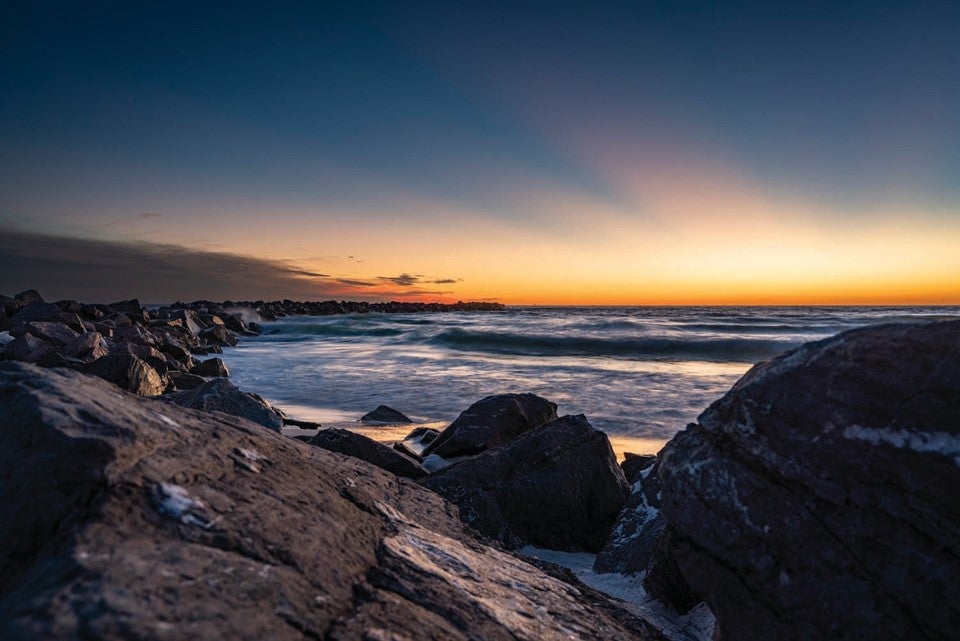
[1,288,958,640]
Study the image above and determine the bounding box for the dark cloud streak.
[0,231,415,303]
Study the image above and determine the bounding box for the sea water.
[220,306,957,453]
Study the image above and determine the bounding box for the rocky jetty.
[0,362,663,641]
[423,414,629,551]
[649,321,960,640]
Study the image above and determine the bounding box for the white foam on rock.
[519,546,716,641]
[843,425,960,466]
[421,454,452,472]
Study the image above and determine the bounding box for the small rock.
[360,405,412,424]
[190,357,229,377]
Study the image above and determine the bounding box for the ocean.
[220,306,958,454]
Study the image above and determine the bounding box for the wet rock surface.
[308,428,427,480]
[655,320,960,640]
[167,378,285,431]
[422,392,558,458]
[0,363,662,641]
[422,414,629,551]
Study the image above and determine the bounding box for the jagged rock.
[167,378,283,430]
[169,371,208,390]
[191,357,229,377]
[5,333,53,363]
[200,324,239,347]
[422,393,558,458]
[79,349,169,396]
[18,320,81,347]
[394,427,440,460]
[13,289,43,304]
[422,414,629,551]
[10,302,62,324]
[62,331,109,362]
[360,405,412,424]
[594,456,665,576]
[621,453,657,484]
[0,362,663,641]
[308,428,426,480]
[656,321,960,640]
[106,299,142,316]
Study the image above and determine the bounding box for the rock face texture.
[0,363,663,641]
[656,321,960,641]
[422,393,558,458]
[594,456,665,576]
[167,378,284,430]
[308,428,427,480]
[422,414,630,551]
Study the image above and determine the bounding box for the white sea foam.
[519,546,716,641]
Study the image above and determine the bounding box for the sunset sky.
[1,1,958,304]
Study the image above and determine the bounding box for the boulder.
[106,298,141,316]
[5,333,53,364]
[422,393,558,458]
[656,321,960,640]
[621,453,656,484]
[395,427,440,460]
[79,349,169,396]
[422,414,630,551]
[169,371,208,390]
[191,357,230,377]
[167,378,283,430]
[200,325,239,347]
[308,428,427,480]
[62,331,109,362]
[0,362,664,641]
[13,289,43,304]
[360,404,412,423]
[594,456,665,576]
[20,320,81,347]
[10,302,62,324]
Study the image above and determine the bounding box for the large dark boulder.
[0,362,665,641]
[167,378,283,430]
[308,428,426,480]
[359,404,412,424]
[422,393,558,458]
[656,321,960,640]
[422,414,630,552]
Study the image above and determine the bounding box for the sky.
[1,0,958,304]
